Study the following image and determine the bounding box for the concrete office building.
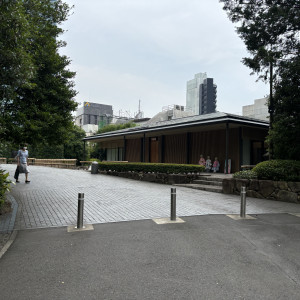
[75,102,113,135]
[147,105,194,125]
[186,72,217,115]
[242,97,269,121]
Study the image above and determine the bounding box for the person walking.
[16,145,30,183]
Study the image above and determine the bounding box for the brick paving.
[2,164,300,230]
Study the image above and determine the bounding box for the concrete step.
[196,176,224,182]
[174,184,223,193]
[193,179,223,186]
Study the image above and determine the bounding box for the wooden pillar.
[261,140,264,162]
[225,122,229,174]
[148,137,151,162]
[239,127,243,170]
[123,136,126,161]
[186,132,191,164]
[161,135,165,163]
[142,133,145,162]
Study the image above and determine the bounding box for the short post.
[171,188,176,221]
[91,161,99,174]
[240,186,246,218]
[77,193,84,229]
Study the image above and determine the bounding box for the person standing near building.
[16,145,30,183]
[205,156,212,172]
[212,157,220,173]
[198,154,206,166]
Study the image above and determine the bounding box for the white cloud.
[72,64,184,117]
[61,0,269,117]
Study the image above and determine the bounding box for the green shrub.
[0,169,12,209]
[233,170,257,180]
[89,158,102,164]
[98,122,136,134]
[253,160,300,181]
[98,162,205,174]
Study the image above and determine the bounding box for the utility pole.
[269,60,274,160]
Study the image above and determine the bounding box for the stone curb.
[0,194,18,233]
[0,194,19,259]
[0,230,18,260]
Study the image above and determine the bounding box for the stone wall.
[99,170,199,185]
[223,178,300,204]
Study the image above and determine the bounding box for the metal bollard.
[240,186,246,218]
[77,193,84,228]
[91,161,99,174]
[171,188,176,221]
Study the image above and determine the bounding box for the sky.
[60,0,269,118]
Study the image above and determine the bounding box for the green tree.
[220,0,300,159]
[0,0,77,145]
[63,125,86,162]
[0,0,35,139]
[267,57,300,159]
[28,125,86,161]
[29,143,64,159]
[89,144,106,161]
[220,0,299,79]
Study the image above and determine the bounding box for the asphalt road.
[0,214,299,300]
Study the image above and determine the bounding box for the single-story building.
[83,112,269,173]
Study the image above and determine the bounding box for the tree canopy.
[0,0,77,146]
[29,124,86,161]
[220,0,300,80]
[220,0,300,160]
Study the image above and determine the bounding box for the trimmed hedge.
[98,162,205,174]
[253,160,300,181]
[233,170,257,180]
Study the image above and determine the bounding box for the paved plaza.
[2,164,300,230]
[1,165,300,299]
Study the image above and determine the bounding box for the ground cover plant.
[0,169,12,213]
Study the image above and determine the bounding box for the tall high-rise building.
[186,72,217,115]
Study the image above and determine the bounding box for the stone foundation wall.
[223,178,300,204]
[99,170,199,185]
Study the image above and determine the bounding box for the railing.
[241,165,256,170]
[0,157,7,164]
[1,157,76,169]
[79,161,93,170]
[33,159,77,169]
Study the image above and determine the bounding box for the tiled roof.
[84,112,269,141]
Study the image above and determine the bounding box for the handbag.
[18,164,26,173]
[14,166,20,179]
